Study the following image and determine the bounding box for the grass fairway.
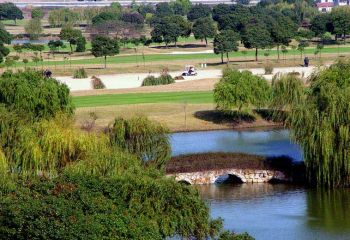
[73,91,214,108]
[7,44,350,68]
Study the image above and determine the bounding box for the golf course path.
[58,66,317,92]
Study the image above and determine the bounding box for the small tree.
[0,2,23,24]
[24,19,42,40]
[214,69,271,113]
[192,17,217,46]
[91,36,119,68]
[59,27,83,53]
[13,44,22,58]
[213,30,240,63]
[242,21,273,61]
[297,41,309,59]
[31,8,44,19]
[22,58,28,68]
[76,36,86,52]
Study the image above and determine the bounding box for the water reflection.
[196,184,350,240]
[307,189,350,233]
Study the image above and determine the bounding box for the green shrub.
[214,69,271,112]
[91,76,105,89]
[264,64,273,74]
[73,68,87,79]
[0,70,74,120]
[141,74,175,86]
[108,116,171,169]
[0,174,220,240]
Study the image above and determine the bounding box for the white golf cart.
[182,65,197,76]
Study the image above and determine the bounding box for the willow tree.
[214,68,271,113]
[271,61,350,187]
[108,116,171,169]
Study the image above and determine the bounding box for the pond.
[170,129,303,161]
[11,39,49,45]
[170,129,350,240]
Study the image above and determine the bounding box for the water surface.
[197,184,350,240]
[170,129,350,240]
[171,129,303,161]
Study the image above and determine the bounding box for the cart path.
[58,66,318,93]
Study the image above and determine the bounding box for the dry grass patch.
[75,103,280,132]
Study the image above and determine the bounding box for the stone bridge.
[168,168,289,185]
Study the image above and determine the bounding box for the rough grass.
[73,91,213,108]
[166,152,294,174]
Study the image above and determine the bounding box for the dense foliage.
[214,68,271,112]
[108,116,171,169]
[214,30,240,63]
[0,2,23,23]
[0,174,219,240]
[91,35,119,68]
[0,25,10,63]
[142,74,175,86]
[271,60,350,187]
[0,70,74,120]
[0,70,230,239]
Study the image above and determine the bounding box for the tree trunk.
[277,45,280,61]
[221,53,224,63]
[69,42,73,53]
[205,37,208,47]
[255,48,258,61]
[226,52,229,63]
[104,55,107,69]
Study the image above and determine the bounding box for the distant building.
[317,0,350,12]
[317,0,334,12]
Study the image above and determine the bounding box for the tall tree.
[91,35,119,68]
[192,17,217,46]
[187,4,211,22]
[267,13,297,60]
[242,21,273,61]
[59,27,83,53]
[271,60,350,187]
[331,6,350,41]
[155,2,173,17]
[151,15,191,47]
[213,30,240,63]
[0,3,23,24]
[310,14,334,37]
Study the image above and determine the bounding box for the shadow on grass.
[194,110,256,125]
[150,44,207,49]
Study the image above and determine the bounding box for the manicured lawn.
[8,45,350,68]
[73,91,214,108]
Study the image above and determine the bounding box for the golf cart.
[182,65,197,76]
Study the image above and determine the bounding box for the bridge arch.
[214,173,244,184]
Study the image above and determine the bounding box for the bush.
[174,75,185,80]
[73,68,87,79]
[91,76,105,89]
[0,70,74,120]
[141,74,175,86]
[108,116,171,169]
[0,174,220,239]
[214,69,271,112]
[264,64,273,74]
